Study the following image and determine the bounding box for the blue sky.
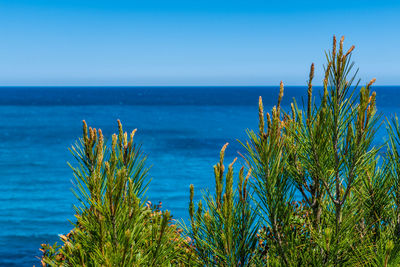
[0,0,399,85]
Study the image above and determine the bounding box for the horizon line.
[0,84,399,87]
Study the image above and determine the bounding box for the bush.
[40,36,400,266]
[183,143,259,266]
[40,120,195,266]
[240,36,400,266]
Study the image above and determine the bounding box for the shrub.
[183,143,259,266]
[40,36,400,267]
[242,36,400,266]
[40,120,194,266]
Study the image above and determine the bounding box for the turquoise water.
[0,86,398,266]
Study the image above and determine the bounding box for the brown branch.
[321,178,340,205]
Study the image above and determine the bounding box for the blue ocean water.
[0,86,399,266]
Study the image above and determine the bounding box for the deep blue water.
[0,86,399,266]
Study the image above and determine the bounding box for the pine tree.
[184,143,259,266]
[40,120,194,266]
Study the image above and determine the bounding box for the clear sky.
[0,0,399,86]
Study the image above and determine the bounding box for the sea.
[0,86,399,266]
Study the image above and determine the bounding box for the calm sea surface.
[0,86,399,266]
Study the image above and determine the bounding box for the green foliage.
[242,82,299,266]
[40,120,194,266]
[242,36,400,266]
[184,143,259,266]
[39,36,400,267]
